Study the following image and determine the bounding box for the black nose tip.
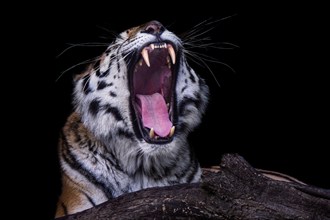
[142,20,165,36]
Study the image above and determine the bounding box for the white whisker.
[82,74,92,92]
[56,42,110,58]
[96,25,118,37]
[181,16,238,87]
[56,56,102,82]
[184,51,221,87]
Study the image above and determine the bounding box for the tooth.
[164,43,167,48]
[139,59,143,66]
[141,48,150,67]
[166,103,169,109]
[168,45,176,64]
[169,126,175,137]
[150,44,155,50]
[149,128,155,138]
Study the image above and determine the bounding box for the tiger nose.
[142,21,165,36]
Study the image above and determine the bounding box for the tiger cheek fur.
[56,20,209,218]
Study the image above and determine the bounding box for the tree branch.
[56,154,330,220]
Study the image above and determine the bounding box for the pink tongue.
[136,93,172,137]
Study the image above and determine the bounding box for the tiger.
[55,20,209,218]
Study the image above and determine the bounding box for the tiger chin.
[55,20,209,218]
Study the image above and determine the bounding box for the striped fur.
[56,21,209,218]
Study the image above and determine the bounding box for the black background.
[18,3,328,219]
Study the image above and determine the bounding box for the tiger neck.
[65,112,194,178]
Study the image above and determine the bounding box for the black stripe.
[87,142,97,154]
[99,151,123,172]
[150,155,175,180]
[95,69,101,77]
[117,128,134,140]
[176,122,188,133]
[89,99,101,116]
[185,64,196,83]
[169,146,190,180]
[104,104,124,121]
[178,96,201,116]
[109,54,115,62]
[186,147,200,183]
[97,81,109,90]
[135,151,144,174]
[82,75,91,95]
[141,143,186,180]
[72,125,82,143]
[99,68,110,78]
[149,157,162,179]
[189,69,196,83]
[181,85,187,93]
[81,191,96,207]
[109,91,117,97]
[61,202,68,216]
[59,131,74,164]
[170,144,199,183]
[193,92,202,108]
[116,55,121,73]
[186,161,199,183]
[61,135,114,199]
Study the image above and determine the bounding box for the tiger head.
[73,20,209,159]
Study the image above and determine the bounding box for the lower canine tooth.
[169,126,175,137]
[149,128,155,138]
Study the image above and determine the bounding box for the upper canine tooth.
[168,45,176,64]
[141,48,150,67]
[150,44,155,50]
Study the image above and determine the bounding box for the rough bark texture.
[56,154,330,220]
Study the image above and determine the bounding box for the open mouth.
[130,42,177,143]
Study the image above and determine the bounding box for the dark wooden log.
[56,154,330,220]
